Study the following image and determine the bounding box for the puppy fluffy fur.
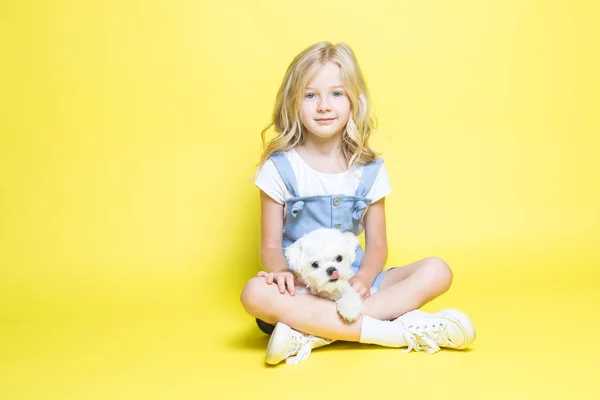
[284,228,363,322]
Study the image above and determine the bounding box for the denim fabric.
[269,151,383,274]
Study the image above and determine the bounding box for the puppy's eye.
[311,262,319,268]
[335,255,343,262]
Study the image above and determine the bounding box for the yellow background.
[1,0,599,398]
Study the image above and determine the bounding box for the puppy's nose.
[326,267,337,276]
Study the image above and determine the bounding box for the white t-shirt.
[255,148,392,204]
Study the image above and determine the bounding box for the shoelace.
[282,332,309,360]
[286,334,316,365]
[286,335,336,365]
[401,322,453,355]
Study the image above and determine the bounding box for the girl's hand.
[349,275,372,300]
[257,270,296,296]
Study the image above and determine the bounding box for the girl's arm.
[258,190,296,295]
[351,198,388,297]
[259,189,288,273]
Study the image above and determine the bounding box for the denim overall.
[255,152,386,335]
[270,151,384,274]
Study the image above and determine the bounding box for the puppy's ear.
[342,231,360,251]
[284,240,303,272]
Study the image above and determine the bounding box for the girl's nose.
[317,99,331,112]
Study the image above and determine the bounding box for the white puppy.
[284,228,363,322]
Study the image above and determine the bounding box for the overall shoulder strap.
[354,158,383,198]
[269,152,300,197]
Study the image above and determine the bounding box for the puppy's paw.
[336,292,363,322]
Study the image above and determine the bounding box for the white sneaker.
[265,322,334,365]
[394,308,476,354]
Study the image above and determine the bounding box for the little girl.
[241,42,476,365]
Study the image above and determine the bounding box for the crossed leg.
[240,257,453,341]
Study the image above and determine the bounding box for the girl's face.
[300,62,351,141]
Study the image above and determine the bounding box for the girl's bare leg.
[240,257,453,340]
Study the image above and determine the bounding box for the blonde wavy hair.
[259,42,378,168]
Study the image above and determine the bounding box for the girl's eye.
[311,262,319,268]
[335,255,343,262]
[333,91,343,97]
[305,93,316,99]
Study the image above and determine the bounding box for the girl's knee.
[240,277,271,315]
[423,257,453,293]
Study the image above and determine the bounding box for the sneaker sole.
[265,322,292,365]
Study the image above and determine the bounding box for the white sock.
[359,316,407,348]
